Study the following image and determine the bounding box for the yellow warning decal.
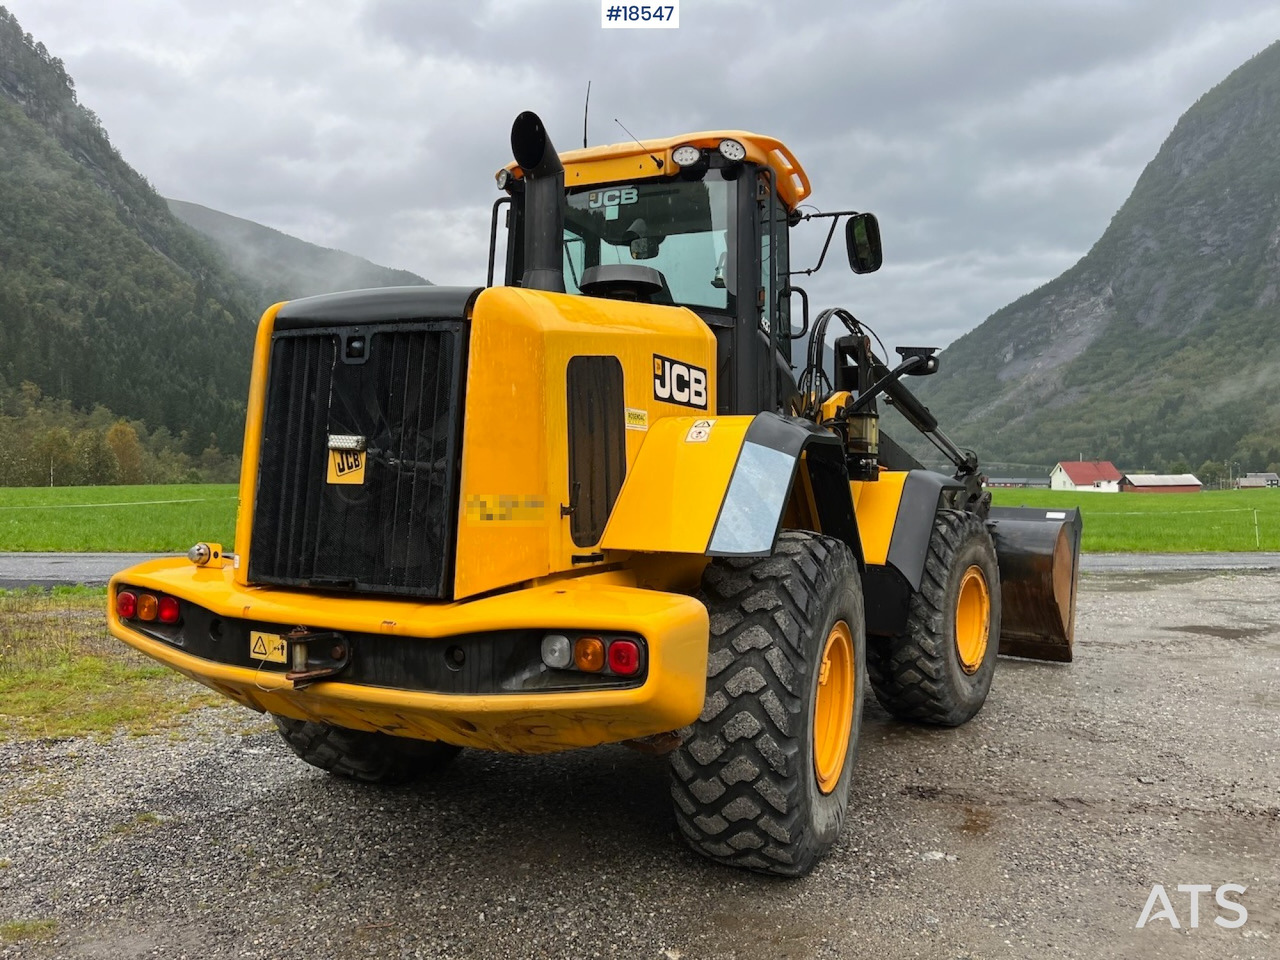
[327,449,365,485]
[625,408,649,431]
[250,631,287,664]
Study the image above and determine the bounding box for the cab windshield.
[562,171,736,312]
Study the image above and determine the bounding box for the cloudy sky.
[11,0,1280,347]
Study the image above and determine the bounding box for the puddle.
[1163,624,1273,641]
[1082,571,1223,593]
[957,805,994,835]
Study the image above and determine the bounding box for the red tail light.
[157,596,181,624]
[608,639,641,676]
[116,591,137,619]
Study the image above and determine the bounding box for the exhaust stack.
[511,111,566,293]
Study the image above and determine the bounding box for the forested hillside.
[915,40,1280,476]
[0,7,256,466]
[0,7,430,485]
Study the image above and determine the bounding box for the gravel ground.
[1,570,1278,959]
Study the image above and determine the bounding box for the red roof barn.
[1050,461,1122,492]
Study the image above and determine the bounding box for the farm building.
[1050,461,1122,492]
[1238,472,1280,489]
[1120,474,1202,493]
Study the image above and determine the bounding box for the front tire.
[670,532,865,876]
[866,509,1000,726]
[273,716,461,785]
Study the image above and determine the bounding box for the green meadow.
[0,485,237,552]
[0,484,1276,553]
[989,487,1280,553]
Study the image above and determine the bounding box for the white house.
[1050,460,1122,493]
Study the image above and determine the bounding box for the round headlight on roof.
[495,168,513,190]
[672,144,702,168]
[718,138,747,162]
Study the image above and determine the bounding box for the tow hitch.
[285,630,353,687]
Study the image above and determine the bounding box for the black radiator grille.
[249,321,466,598]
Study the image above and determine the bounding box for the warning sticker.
[685,419,715,443]
[250,631,287,664]
[625,408,649,431]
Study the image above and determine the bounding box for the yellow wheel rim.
[955,565,990,675]
[813,620,855,795]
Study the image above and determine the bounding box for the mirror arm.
[789,218,840,277]
[787,209,861,277]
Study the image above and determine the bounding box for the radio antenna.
[583,81,591,149]
[614,117,663,169]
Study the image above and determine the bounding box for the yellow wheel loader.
[107,111,1081,876]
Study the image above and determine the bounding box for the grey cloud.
[9,0,1280,349]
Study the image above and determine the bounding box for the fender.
[883,469,965,590]
[601,412,862,563]
[861,469,964,637]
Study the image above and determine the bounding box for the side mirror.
[845,213,883,274]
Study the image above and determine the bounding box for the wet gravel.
[2,570,1278,959]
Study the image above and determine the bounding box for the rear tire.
[867,509,1000,726]
[273,716,461,785]
[670,532,865,876]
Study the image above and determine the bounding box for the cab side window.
[759,179,791,352]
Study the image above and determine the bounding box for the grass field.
[0,484,236,552]
[0,483,1278,554]
[990,487,1280,552]
[0,588,220,740]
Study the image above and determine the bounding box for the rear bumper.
[108,559,709,754]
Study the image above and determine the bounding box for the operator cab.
[491,125,881,417]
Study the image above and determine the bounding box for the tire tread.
[866,509,999,726]
[273,716,461,785]
[670,532,861,876]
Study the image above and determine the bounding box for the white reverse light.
[718,138,746,162]
[672,145,701,167]
[541,634,573,669]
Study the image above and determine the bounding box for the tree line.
[0,381,239,487]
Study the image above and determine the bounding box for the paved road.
[1,570,1278,959]
[1081,552,1280,572]
[0,553,177,589]
[4,551,1280,589]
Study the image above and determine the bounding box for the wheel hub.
[812,620,855,795]
[955,565,990,674]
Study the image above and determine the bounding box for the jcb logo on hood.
[653,354,708,409]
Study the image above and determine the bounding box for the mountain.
[167,199,429,303]
[0,6,429,466]
[916,40,1280,476]
[0,6,256,454]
